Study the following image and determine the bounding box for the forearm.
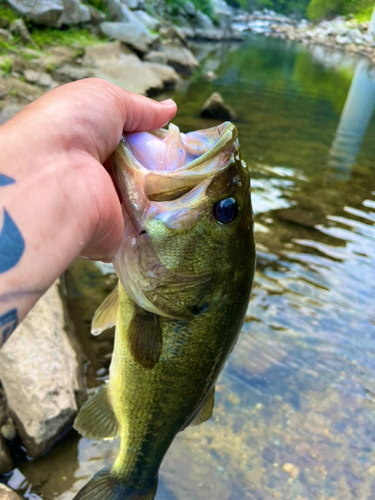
[0,122,97,346]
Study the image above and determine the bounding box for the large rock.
[144,50,168,64]
[0,485,22,500]
[107,0,134,22]
[143,62,179,88]
[125,0,138,8]
[200,92,236,120]
[196,11,214,30]
[159,42,199,74]
[6,0,64,26]
[0,281,85,458]
[83,41,178,95]
[99,21,156,53]
[132,10,160,31]
[53,63,92,83]
[211,0,232,29]
[58,0,91,26]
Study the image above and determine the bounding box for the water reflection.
[330,58,375,175]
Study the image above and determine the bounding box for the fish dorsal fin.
[128,307,162,370]
[190,387,215,426]
[91,285,119,336]
[74,384,118,440]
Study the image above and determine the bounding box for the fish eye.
[213,197,239,224]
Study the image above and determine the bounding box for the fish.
[73,121,256,500]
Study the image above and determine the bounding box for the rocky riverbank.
[234,9,375,62]
[0,0,243,121]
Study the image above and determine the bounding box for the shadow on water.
[6,34,375,499]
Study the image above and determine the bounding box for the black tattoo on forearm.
[0,308,18,347]
[0,175,25,274]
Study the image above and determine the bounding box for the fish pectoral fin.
[189,387,215,426]
[128,308,162,370]
[74,384,119,440]
[91,285,119,336]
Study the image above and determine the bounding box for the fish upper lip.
[121,121,237,174]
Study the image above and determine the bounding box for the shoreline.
[235,9,375,64]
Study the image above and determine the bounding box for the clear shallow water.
[5,35,375,499]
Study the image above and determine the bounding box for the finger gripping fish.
[73,121,256,500]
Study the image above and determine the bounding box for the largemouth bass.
[73,121,256,500]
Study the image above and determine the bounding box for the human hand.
[0,78,176,335]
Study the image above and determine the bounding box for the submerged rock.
[99,21,156,53]
[0,485,22,500]
[200,92,236,120]
[0,281,85,458]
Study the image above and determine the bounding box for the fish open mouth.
[112,122,237,234]
[125,121,236,174]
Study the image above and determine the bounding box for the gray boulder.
[200,92,236,120]
[58,0,91,25]
[0,485,22,500]
[184,0,196,16]
[53,63,91,83]
[86,5,106,24]
[125,0,138,8]
[144,50,168,64]
[0,281,85,458]
[144,62,179,87]
[107,0,134,22]
[133,10,160,31]
[6,0,64,26]
[159,42,199,74]
[100,21,157,53]
[83,42,178,95]
[196,11,214,30]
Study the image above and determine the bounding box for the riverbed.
[5,34,375,500]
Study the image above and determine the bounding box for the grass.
[27,26,105,49]
[0,24,105,56]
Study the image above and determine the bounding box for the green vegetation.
[244,0,373,19]
[307,0,374,20]
[85,0,107,13]
[165,0,214,18]
[0,56,12,75]
[0,5,18,24]
[27,26,104,48]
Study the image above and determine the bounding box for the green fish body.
[74,122,256,500]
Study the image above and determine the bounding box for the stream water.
[4,34,375,500]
